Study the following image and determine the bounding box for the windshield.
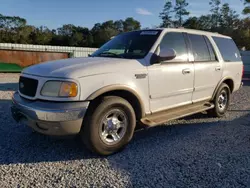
[91,30,162,59]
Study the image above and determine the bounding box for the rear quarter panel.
[222,61,243,92]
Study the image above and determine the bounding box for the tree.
[209,0,221,28]
[30,26,53,45]
[159,1,174,28]
[15,25,35,44]
[90,18,141,47]
[242,0,250,15]
[219,3,239,30]
[123,17,141,32]
[114,19,124,32]
[0,14,27,43]
[55,24,93,46]
[198,15,213,31]
[76,27,92,47]
[183,17,201,29]
[183,15,214,31]
[174,0,189,27]
[57,24,75,37]
[231,18,250,50]
[91,21,119,47]
[0,13,142,47]
[0,14,26,29]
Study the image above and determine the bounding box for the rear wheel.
[81,96,136,155]
[208,83,231,117]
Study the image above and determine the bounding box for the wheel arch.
[212,77,234,100]
[86,85,146,120]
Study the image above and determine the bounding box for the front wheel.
[208,83,231,117]
[81,96,136,155]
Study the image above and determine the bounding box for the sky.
[0,0,246,29]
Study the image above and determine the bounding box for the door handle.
[182,68,191,74]
[215,66,221,71]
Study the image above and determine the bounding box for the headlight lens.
[59,82,78,97]
[41,81,78,97]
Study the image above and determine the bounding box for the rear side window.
[212,37,241,62]
[188,34,211,62]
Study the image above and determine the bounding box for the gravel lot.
[0,73,250,188]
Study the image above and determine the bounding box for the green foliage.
[159,0,189,27]
[1,0,250,50]
[30,26,53,45]
[159,1,174,28]
[243,0,250,15]
[183,17,202,30]
[183,2,249,50]
[123,17,141,32]
[0,14,141,48]
[174,0,189,27]
[209,0,221,27]
[219,3,239,30]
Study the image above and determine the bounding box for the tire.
[81,96,136,155]
[208,83,231,117]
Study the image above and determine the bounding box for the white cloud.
[136,8,153,16]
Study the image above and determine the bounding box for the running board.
[141,102,214,127]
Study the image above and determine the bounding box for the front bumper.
[11,92,89,136]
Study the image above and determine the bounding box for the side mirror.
[158,48,176,61]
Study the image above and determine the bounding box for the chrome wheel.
[99,109,128,145]
[218,89,228,111]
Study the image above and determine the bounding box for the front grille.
[19,76,38,97]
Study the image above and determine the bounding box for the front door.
[148,32,194,113]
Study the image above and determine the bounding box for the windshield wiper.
[98,52,123,58]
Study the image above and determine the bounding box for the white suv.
[11,28,243,155]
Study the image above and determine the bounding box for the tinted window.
[160,32,188,61]
[212,36,241,62]
[92,30,161,59]
[188,34,210,62]
[204,36,217,61]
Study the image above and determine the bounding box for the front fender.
[78,72,150,114]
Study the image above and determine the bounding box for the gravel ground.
[0,73,250,188]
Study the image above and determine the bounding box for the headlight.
[41,81,78,97]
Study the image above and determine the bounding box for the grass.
[0,62,23,73]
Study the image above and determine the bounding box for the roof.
[141,28,230,39]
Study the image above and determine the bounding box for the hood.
[22,57,146,78]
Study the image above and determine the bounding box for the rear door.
[187,33,223,102]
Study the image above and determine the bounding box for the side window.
[188,34,211,62]
[204,36,217,61]
[160,32,188,61]
[212,36,241,62]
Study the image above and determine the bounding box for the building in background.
[0,43,98,72]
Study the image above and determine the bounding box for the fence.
[0,43,98,72]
